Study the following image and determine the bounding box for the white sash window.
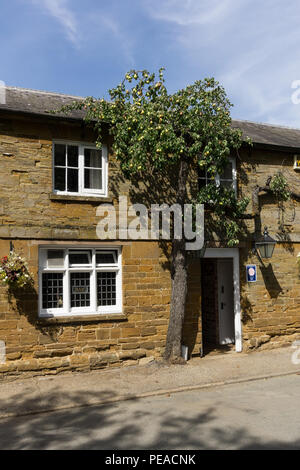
[198,157,237,194]
[53,142,108,197]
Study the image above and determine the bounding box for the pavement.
[0,346,299,419]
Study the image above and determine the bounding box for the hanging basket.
[0,252,32,289]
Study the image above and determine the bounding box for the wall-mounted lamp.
[253,227,276,260]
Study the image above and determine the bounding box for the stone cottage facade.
[0,86,300,376]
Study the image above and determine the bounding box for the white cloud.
[218,3,300,126]
[144,0,300,127]
[31,1,135,63]
[31,0,78,45]
[144,0,238,26]
[97,15,135,65]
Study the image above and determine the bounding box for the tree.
[60,69,250,363]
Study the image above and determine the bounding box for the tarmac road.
[0,373,300,450]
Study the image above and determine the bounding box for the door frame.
[204,248,242,352]
[217,259,235,345]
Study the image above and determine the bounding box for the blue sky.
[1,0,300,126]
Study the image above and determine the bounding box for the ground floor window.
[39,247,122,317]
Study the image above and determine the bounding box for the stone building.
[0,86,300,376]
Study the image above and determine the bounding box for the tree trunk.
[164,159,189,363]
[164,238,188,362]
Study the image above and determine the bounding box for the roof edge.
[232,118,300,132]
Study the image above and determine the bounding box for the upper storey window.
[53,142,108,197]
[198,157,237,194]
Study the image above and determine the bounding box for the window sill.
[49,194,113,203]
[38,313,126,324]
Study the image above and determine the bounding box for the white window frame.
[52,140,108,197]
[216,157,237,194]
[39,246,122,317]
[199,157,237,194]
[204,248,242,353]
[69,250,92,267]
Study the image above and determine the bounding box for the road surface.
[0,374,300,449]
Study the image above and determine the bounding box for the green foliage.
[61,69,243,173]
[60,68,250,246]
[269,172,291,201]
[198,183,250,246]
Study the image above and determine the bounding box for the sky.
[1,0,300,127]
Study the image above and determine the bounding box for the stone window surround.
[38,245,123,319]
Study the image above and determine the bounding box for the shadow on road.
[0,385,299,450]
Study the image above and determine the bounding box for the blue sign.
[246,265,257,283]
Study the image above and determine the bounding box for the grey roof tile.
[0,86,86,119]
[1,86,300,149]
[232,119,300,149]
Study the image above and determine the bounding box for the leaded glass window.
[39,247,121,316]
